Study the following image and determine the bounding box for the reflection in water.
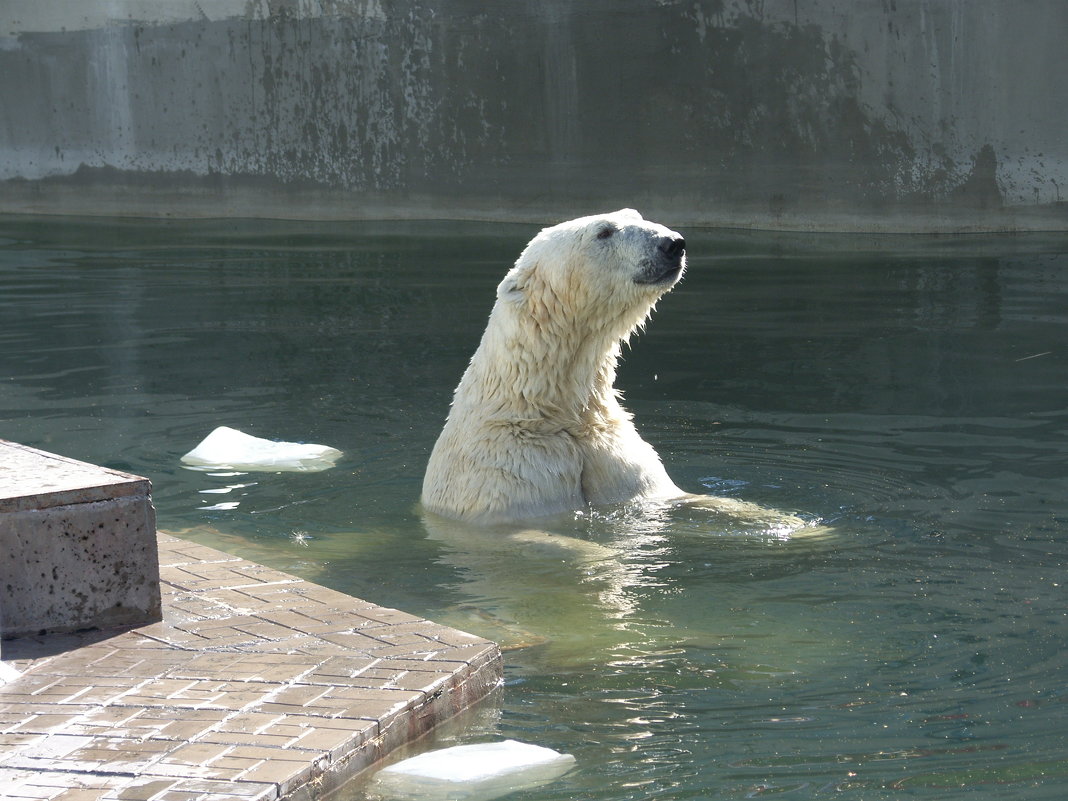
[423,498,845,678]
[2,219,1068,798]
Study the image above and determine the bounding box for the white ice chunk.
[0,662,21,685]
[180,426,342,473]
[370,740,575,801]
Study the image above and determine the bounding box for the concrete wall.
[1,0,1066,231]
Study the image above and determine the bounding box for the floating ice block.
[370,740,575,801]
[180,426,342,473]
[0,662,21,685]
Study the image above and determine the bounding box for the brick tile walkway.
[0,534,502,800]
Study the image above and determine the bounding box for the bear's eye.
[596,225,616,240]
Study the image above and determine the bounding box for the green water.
[2,217,1067,799]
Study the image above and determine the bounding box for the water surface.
[2,217,1067,799]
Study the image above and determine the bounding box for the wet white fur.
[421,209,686,524]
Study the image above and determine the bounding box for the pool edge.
[0,532,504,800]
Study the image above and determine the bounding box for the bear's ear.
[497,272,526,303]
[499,245,542,305]
[616,208,643,221]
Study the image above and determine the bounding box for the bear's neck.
[457,302,638,422]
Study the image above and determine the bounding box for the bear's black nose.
[658,235,686,260]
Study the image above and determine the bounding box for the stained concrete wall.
[1,0,1066,231]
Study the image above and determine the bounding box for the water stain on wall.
[0,0,1065,229]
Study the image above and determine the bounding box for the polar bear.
[421,208,693,524]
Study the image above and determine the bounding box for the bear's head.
[498,209,686,336]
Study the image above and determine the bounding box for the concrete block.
[0,440,161,639]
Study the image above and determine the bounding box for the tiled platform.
[0,534,503,800]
